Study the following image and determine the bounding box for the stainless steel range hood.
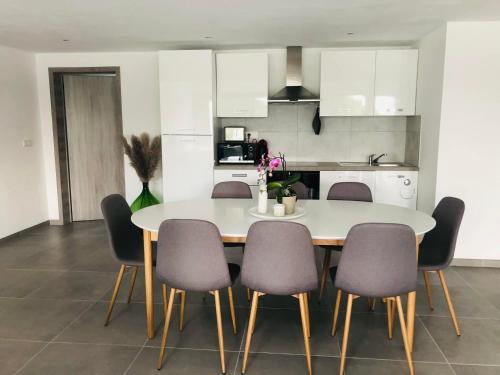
[268,46,319,103]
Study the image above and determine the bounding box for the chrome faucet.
[368,153,387,166]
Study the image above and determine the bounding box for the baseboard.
[451,258,500,268]
[50,219,65,226]
[0,221,50,243]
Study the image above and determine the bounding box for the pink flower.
[269,157,281,170]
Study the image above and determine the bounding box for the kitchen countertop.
[214,161,419,172]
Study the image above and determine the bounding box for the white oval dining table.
[132,198,436,351]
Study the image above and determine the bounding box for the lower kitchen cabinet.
[320,171,376,200]
[320,170,418,209]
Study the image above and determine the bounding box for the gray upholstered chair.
[332,223,417,375]
[101,194,154,326]
[241,221,317,375]
[212,181,252,300]
[419,196,465,336]
[212,181,253,199]
[156,219,240,373]
[268,181,310,200]
[318,182,373,302]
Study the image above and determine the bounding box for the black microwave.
[217,143,256,164]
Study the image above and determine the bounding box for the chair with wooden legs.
[419,196,465,336]
[332,223,418,375]
[212,181,252,301]
[318,182,373,303]
[156,219,240,373]
[241,221,317,375]
[101,194,155,326]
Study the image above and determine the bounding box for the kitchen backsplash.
[218,103,420,164]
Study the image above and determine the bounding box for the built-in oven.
[267,170,320,200]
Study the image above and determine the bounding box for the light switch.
[23,139,33,147]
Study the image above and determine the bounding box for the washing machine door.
[374,171,418,209]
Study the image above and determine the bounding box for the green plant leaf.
[267,181,283,190]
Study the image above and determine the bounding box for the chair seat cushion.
[123,242,157,267]
[418,244,447,271]
[228,263,241,284]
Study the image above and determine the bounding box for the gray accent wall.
[219,103,419,163]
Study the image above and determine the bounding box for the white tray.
[248,206,306,220]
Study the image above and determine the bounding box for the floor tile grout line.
[122,338,148,375]
[13,300,98,374]
[452,268,500,314]
[232,318,248,375]
[416,315,457,375]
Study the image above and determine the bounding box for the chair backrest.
[156,219,231,292]
[268,181,310,200]
[211,181,252,199]
[335,223,417,298]
[242,221,317,295]
[101,194,143,263]
[420,197,465,268]
[327,182,373,202]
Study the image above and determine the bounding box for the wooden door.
[64,74,124,221]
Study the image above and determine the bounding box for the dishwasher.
[374,171,418,209]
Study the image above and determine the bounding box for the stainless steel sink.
[375,163,404,167]
[339,162,406,167]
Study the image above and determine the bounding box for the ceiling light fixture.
[62,39,70,42]
[347,32,355,36]
[203,36,213,39]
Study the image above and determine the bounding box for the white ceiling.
[1,0,500,52]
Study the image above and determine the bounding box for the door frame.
[48,67,123,224]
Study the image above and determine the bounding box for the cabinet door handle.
[231,173,248,177]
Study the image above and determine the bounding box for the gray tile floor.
[1,222,500,375]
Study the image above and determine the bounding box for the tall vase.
[130,182,160,213]
[257,182,268,214]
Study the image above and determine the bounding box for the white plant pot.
[282,196,297,215]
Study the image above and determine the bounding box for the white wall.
[435,22,500,260]
[0,45,47,238]
[415,26,447,214]
[35,52,162,221]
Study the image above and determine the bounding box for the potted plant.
[266,153,301,214]
[122,133,162,212]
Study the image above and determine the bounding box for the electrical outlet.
[247,131,259,142]
[22,139,33,147]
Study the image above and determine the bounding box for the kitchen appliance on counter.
[217,142,256,164]
[267,170,320,199]
[218,126,258,164]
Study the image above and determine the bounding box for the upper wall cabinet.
[216,52,268,117]
[374,50,418,116]
[159,50,214,135]
[320,50,376,116]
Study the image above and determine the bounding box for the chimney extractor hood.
[268,46,319,103]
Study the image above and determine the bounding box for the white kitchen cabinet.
[216,52,268,117]
[163,135,214,202]
[374,171,418,209]
[374,50,418,116]
[320,171,375,200]
[320,50,376,116]
[159,50,214,135]
[213,169,262,197]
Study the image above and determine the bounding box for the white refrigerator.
[162,134,214,202]
[159,50,215,202]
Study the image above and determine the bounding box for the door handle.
[231,173,248,177]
